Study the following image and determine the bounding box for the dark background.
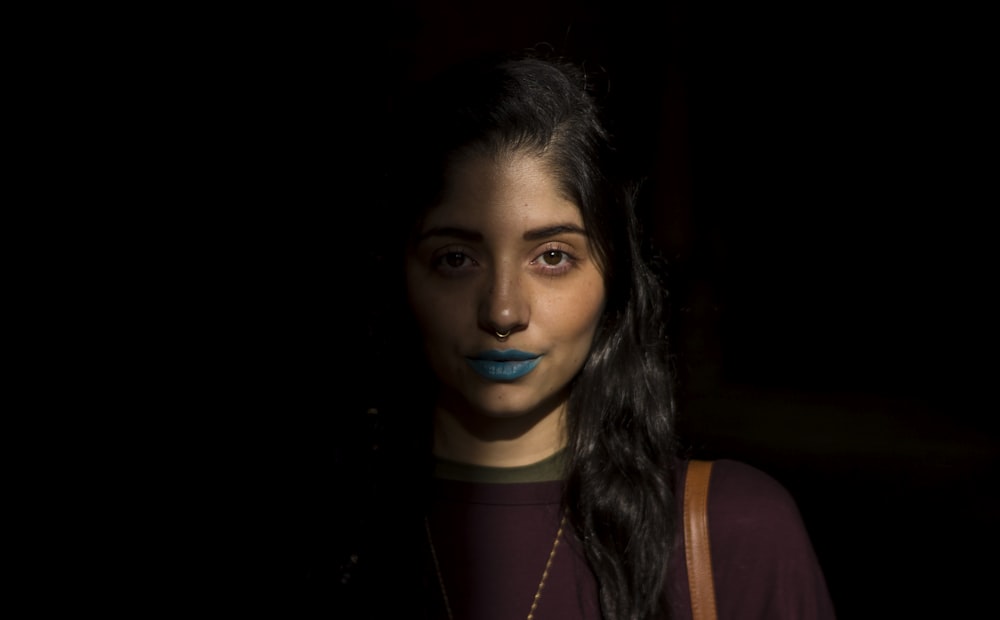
[147,1,995,617]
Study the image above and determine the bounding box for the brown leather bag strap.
[684,459,718,620]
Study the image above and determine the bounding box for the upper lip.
[469,349,540,361]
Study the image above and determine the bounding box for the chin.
[472,402,543,419]
[458,383,566,422]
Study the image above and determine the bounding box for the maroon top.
[426,458,836,619]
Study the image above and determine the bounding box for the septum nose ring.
[495,328,512,340]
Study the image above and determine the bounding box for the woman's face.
[405,152,606,422]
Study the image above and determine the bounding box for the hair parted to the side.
[370,47,680,620]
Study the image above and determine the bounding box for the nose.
[478,261,528,339]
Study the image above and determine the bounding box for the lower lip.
[465,357,541,381]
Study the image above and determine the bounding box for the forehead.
[421,153,582,230]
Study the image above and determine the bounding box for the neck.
[431,402,567,467]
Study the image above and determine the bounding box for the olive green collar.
[433,449,567,483]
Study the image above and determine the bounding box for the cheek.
[406,275,463,343]
[408,288,438,335]
[551,281,606,339]
[578,301,605,345]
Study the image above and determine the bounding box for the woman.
[322,50,835,620]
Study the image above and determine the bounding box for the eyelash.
[431,251,478,272]
[430,246,578,276]
[530,248,576,275]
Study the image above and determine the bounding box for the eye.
[531,248,576,275]
[443,252,467,268]
[541,250,567,266]
[431,250,479,275]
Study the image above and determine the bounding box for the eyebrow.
[417,227,482,242]
[417,223,587,243]
[523,224,587,240]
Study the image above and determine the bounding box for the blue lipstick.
[466,349,542,381]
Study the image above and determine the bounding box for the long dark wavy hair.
[341,48,680,620]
